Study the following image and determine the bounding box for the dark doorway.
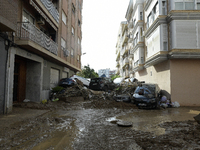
[13,56,27,102]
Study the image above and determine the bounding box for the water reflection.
[116,108,197,136]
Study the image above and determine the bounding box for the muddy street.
[0,99,200,150]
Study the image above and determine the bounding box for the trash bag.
[172,101,180,108]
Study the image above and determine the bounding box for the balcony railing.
[16,22,58,55]
[128,21,133,28]
[40,0,59,23]
[122,31,129,45]
[123,57,129,68]
[116,62,120,67]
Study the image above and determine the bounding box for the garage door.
[62,72,68,78]
[50,68,60,88]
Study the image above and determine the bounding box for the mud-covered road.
[0,98,200,150]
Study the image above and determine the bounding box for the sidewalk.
[0,107,49,128]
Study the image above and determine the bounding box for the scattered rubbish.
[52,98,59,102]
[41,99,47,104]
[117,121,133,127]
[172,101,180,108]
[194,113,200,124]
[23,99,31,103]
[113,94,131,103]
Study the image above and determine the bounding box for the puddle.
[116,108,197,136]
[189,110,200,115]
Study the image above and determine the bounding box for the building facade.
[0,0,83,114]
[116,0,200,106]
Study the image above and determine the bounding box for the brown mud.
[0,98,200,150]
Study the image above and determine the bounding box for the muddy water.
[34,107,199,149]
[1,102,199,150]
[116,107,198,136]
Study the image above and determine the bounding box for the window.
[72,26,75,35]
[62,11,67,25]
[72,3,75,14]
[162,1,166,15]
[175,0,194,10]
[23,10,34,24]
[163,42,167,51]
[77,55,80,61]
[61,38,66,49]
[136,33,138,43]
[147,13,152,28]
[175,2,184,10]
[140,12,143,20]
[71,48,74,56]
[78,19,81,26]
[197,3,200,9]
[133,19,136,27]
[78,37,80,44]
[185,2,194,10]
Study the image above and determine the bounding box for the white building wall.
[146,26,160,58]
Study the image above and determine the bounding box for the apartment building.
[116,0,200,106]
[0,0,83,114]
[116,21,129,77]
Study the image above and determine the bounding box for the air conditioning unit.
[64,49,69,57]
[37,16,45,25]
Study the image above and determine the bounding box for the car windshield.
[91,78,101,83]
[135,84,156,95]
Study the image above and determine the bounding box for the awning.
[29,0,57,31]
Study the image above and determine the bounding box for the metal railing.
[17,22,58,55]
[40,0,59,23]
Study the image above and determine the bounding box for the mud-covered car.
[133,83,161,109]
[58,78,76,87]
[89,77,116,91]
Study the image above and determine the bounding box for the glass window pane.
[185,2,194,10]
[175,2,183,10]
[62,11,67,24]
[197,3,200,10]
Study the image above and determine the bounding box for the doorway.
[13,56,27,102]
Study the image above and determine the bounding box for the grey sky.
[82,0,130,72]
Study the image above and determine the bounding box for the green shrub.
[52,86,64,93]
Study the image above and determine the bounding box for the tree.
[77,65,99,78]
[110,74,121,81]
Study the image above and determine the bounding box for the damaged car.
[133,83,161,109]
[58,78,76,87]
[89,77,116,92]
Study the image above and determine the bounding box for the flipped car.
[70,75,90,87]
[133,83,161,109]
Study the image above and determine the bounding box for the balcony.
[16,22,58,55]
[116,49,120,61]
[129,53,134,59]
[40,0,59,23]
[122,31,129,46]
[122,57,129,68]
[121,46,129,57]
[116,62,120,68]
[128,21,133,28]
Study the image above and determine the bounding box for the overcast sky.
[82,0,130,72]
